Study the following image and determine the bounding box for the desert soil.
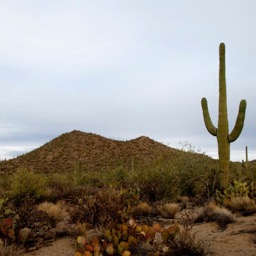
[25,214,256,256]
[192,214,256,256]
[25,238,75,256]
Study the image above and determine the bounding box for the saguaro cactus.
[201,43,247,189]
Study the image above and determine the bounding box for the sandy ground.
[25,238,75,256]
[25,214,256,256]
[192,214,256,256]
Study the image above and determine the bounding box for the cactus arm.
[201,97,217,136]
[228,99,247,142]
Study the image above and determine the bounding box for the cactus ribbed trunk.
[201,43,247,190]
[218,44,230,188]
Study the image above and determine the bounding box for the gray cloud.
[0,1,256,162]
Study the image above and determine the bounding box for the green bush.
[9,168,48,201]
[102,167,130,186]
[132,164,181,202]
[0,175,11,197]
[47,172,74,200]
[216,180,254,203]
[215,180,256,215]
[75,167,130,188]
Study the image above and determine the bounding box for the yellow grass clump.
[131,202,154,216]
[223,196,256,215]
[157,203,180,219]
[37,201,69,221]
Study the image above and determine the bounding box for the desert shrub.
[223,196,256,216]
[194,202,235,228]
[47,173,73,200]
[229,162,256,183]
[166,232,208,256]
[217,179,256,200]
[72,164,130,188]
[132,163,181,202]
[179,141,206,154]
[76,171,104,187]
[37,201,69,221]
[9,195,56,229]
[0,175,11,197]
[101,167,130,186]
[220,180,249,198]
[131,202,156,217]
[164,210,208,256]
[174,142,218,199]
[74,167,131,188]
[216,180,256,215]
[178,161,218,201]
[70,186,138,226]
[8,168,48,201]
[1,192,56,232]
[47,173,87,201]
[157,203,180,219]
[71,162,104,187]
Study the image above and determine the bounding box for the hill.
[0,130,216,174]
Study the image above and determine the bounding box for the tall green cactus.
[201,43,247,189]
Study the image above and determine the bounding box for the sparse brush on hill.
[0,131,186,174]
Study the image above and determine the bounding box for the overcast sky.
[0,0,256,162]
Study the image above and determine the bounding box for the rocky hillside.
[0,130,216,174]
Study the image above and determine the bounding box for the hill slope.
[0,130,215,174]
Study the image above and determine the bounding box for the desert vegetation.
[0,131,255,255]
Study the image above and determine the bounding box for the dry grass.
[157,203,180,219]
[131,202,155,216]
[223,196,256,215]
[194,202,235,228]
[167,232,209,256]
[37,201,69,221]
